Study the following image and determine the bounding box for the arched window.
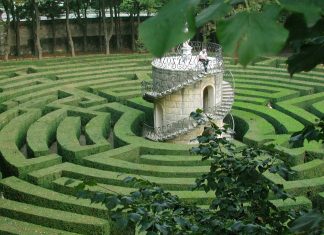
[203,85,215,111]
[154,103,163,128]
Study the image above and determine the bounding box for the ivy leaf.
[139,0,200,57]
[287,36,324,76]
[92,192,106,204]
[105,195,120,210]
[115,214,129,228]
[174,216,188,228]
[140,219,155,231]
[281,0,323,27]
[155,224,168,235]
[290,210,324,233]
[128,213,142,223]
[195,0,231,27]
[217,9,288,66]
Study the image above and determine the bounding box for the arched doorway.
[203,85,215,111]
[154,103,163,128]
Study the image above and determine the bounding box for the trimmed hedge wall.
[0,54,323,234]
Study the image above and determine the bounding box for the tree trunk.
[76,0,86,52]
[33,0,42,59]
[3,0,11,61]
[136,6,140,42]
[137,9,140,28]
[130,12,135,51]
[114,5,121,51]
[101,0,109,55]
[51,15,56,53]
[83,7,88,52]
[107,4,114,54]
[98,9,102,52]
[31,17,36,55]
[65,0,75,57]
[9,0,20,56]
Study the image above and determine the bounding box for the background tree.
[39,0,62,54]
[2,0,11,60]
[8,0,24,56]
[121,0,166,51]
[98,0,114,54]
[71,0,90,53]
[65,0,75,57]
[31,0,42,59]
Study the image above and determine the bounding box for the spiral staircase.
[141,42,235,142]
[142,71,235,142]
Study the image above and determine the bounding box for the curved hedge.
[0,54,322,234]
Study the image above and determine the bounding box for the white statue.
[183,39,191,48]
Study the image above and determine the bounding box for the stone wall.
[154,74,223,128]
[1,17,140,55]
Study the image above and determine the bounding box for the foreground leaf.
[195,0,231,27]
[217,8,289,66]
[139,0,200,57]
[281,0,323,27]
[290,210,324,233]
[287,36,324,76]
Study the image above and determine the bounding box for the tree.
[71,0,90,52]
[139,0,323,76]
[65,0,75,57]
[2,0,11,61]
[7,0,24,56]
[31,0,42,59]
[96,0,114,55]
[121,0,166,51]
[39,0,62,54]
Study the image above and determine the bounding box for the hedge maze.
[0,54,323,234]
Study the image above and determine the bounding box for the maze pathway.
[0,54,323,234]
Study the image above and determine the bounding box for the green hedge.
[233,102,304,134]
[0,216,79,235]
[274,92,324,125]
[232,109,275,145]
[290,159,324,180]
[85,114,111,146]
[27,109,67,157]
[309,100,324,117]
[53,176,214,205]
[264,171,324,202]
[28,162,197,191]
[0,176,108,219]
[57,116,110,164]
[0,110,61,178]
[0,198,109,235]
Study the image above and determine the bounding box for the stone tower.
[142,41,234,143]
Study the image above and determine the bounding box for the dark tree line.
[0,0,166,60]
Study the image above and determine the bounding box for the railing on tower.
[151,41,223,70]
[141,41,224,100]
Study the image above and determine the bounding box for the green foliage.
[139,0,200,57]
[289,209,324,235]
[75,111,307,234]
[139,0,324,74]
[289,117,324,148]
[217,6,288,66]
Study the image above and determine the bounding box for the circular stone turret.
[142,41,234,143]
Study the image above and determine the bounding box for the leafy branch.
[72,109,322,235]
[139,0,323,75]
